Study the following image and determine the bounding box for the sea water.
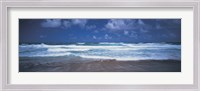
[19,42,181,61]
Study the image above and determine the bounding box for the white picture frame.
[0,0,199,91]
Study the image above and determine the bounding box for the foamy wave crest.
[19,42,181,60]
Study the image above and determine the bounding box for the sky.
[19,19,181,44]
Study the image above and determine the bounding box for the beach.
[19,56,181,72]
[19,42,181,72]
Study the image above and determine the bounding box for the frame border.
[0,0,2,90]
[1,0,200,91]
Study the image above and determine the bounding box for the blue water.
[19,42,181,61]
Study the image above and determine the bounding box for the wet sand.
[19,56,181,72]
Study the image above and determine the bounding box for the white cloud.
[72,19,87,28]
[104,34,112,39]
[105,19,135,31]
[156,24,162,29]
[93,36,97,39]
[105,19,134,31]
[129,31,138,39]
[140,28,148,33]
[39,35,46,38]
[94,30,99,33]
[63,20,71,28]
[124,30,129,35]
[86,25,96,30]
[105,20,125,30]
[41,19,61,28]
[138,19,145,25]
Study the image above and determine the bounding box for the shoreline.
[19,56,181,72]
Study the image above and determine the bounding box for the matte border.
[0,0,199,91]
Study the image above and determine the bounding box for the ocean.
[19,42,181,61]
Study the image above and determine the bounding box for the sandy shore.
[19,56,181,72]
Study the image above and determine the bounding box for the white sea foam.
[77,43,85,45]
[19,42,181,60]
[47,48,90,52]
